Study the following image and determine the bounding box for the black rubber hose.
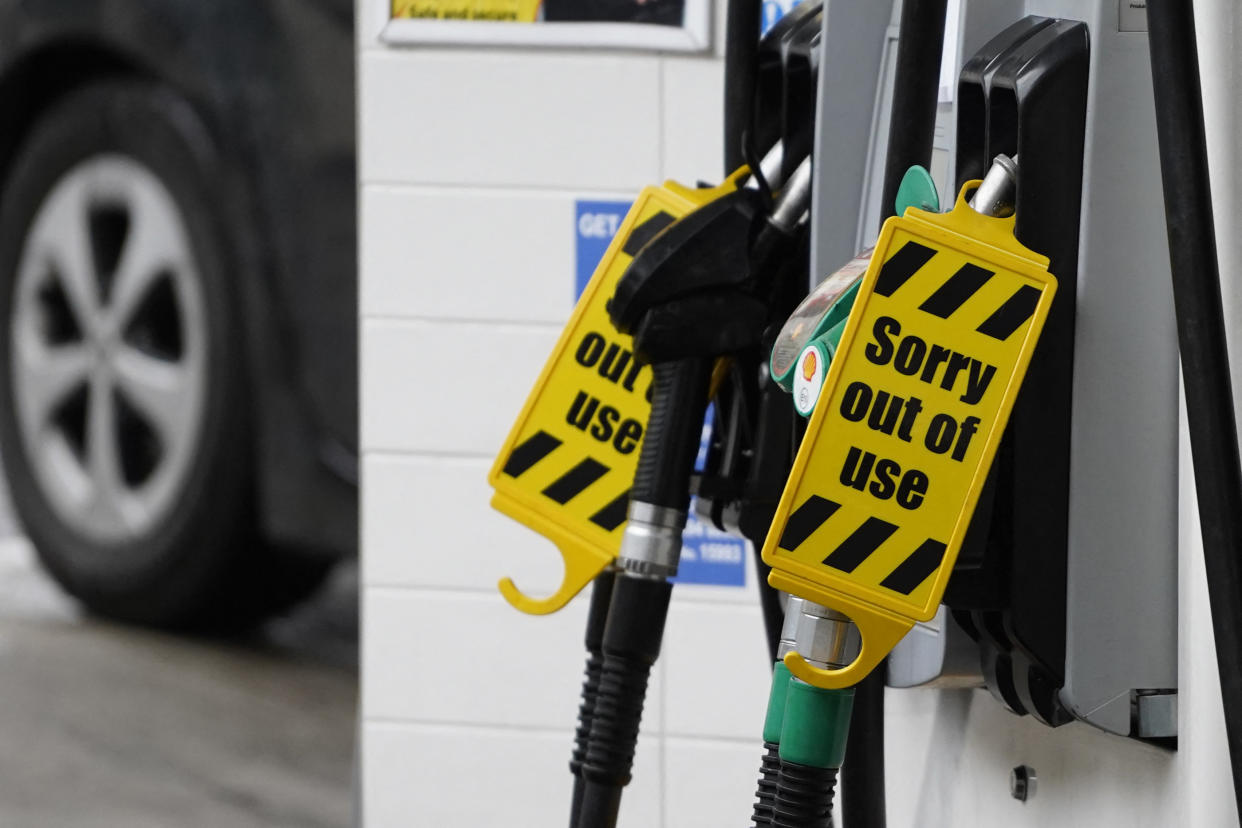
[841,669,885,828]
[842,6,948,824]
[1147,1,1242,820]
[879,0,949,222]
[772,762,838,828]
[578,574,674,828]
[576,359,711,828]
[569,570,618,828]
[752,740,782,827]
[631,360,714,510]
[724,0,763,173]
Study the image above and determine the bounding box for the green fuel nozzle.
[752,598,861,828]
[768,165,941,418]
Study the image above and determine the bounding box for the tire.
[0,81,331,631]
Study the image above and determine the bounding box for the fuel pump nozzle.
[753,598,860,828]
[752,154,1023,828]
[574,157,814,828]
[779,154,1022,685]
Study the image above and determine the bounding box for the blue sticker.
[574,200,748,588]
[762,0,803,35]
[575,201,630,300]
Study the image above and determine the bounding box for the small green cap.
[895,165,940,216]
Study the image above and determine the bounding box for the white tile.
[361,187,579,323]
[710,0,728,58]
[358,0,388,49]
[661,56,726,184]
[360,318,557,454]
[363,588,665,732]
[362,454,577,596]
[662,601,772,740]
[364,722,662,828]
[664,737,764,828]
[360,51,661,190]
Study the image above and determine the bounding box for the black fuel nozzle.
[606,187,771,363]
[574,156,813,828]
[607,159,811,365]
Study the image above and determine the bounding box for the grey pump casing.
[808,0,1177,739]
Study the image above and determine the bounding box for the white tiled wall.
[358,4,774,825]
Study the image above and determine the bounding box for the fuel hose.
[576,359,713,828]
[568,569,617,827]
[724,0,763,172]
[843,2,951,824]
[1147,0,1242,820]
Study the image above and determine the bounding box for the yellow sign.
[392,0,541,21]
[490,174,745,615]
[762,184,1056,688]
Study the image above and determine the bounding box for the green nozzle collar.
[763,661,794,743]
[778,681,855,769]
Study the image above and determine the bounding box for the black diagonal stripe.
[622,211,677,256]
[502,430,562,478]
[879,539,947,595]
[822,517,899,573]
[918,263,994,319]
[589,490,630,532]
[873,241,936,297]
[977,284,1041,341]
[778,496,841,551]
[542,458,610,505]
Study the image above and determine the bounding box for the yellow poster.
[392,0,542,21]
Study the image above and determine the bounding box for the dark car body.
[0,0,358,556]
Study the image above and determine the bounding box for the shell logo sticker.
[762,184,1057,689]
[793,344,826,417]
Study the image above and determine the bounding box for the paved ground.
[0,537,358,828]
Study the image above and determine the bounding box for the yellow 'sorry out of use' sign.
[488,174,746,616]
[762,184,1057,688]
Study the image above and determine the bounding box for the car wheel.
[0,81,331,630]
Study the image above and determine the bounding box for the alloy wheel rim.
[11,155,208,544]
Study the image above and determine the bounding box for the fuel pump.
[487,164,771,826]
[488,8,824,825]
[569,10,830,826]
[763,0,1237,820]
[483,0,1242,825]
[489,3,837,824]
[570,156,812,827]
[870,4,1181,746]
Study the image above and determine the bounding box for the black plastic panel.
[945,16,1089,728]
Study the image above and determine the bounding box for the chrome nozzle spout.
[969,154,1019,218]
